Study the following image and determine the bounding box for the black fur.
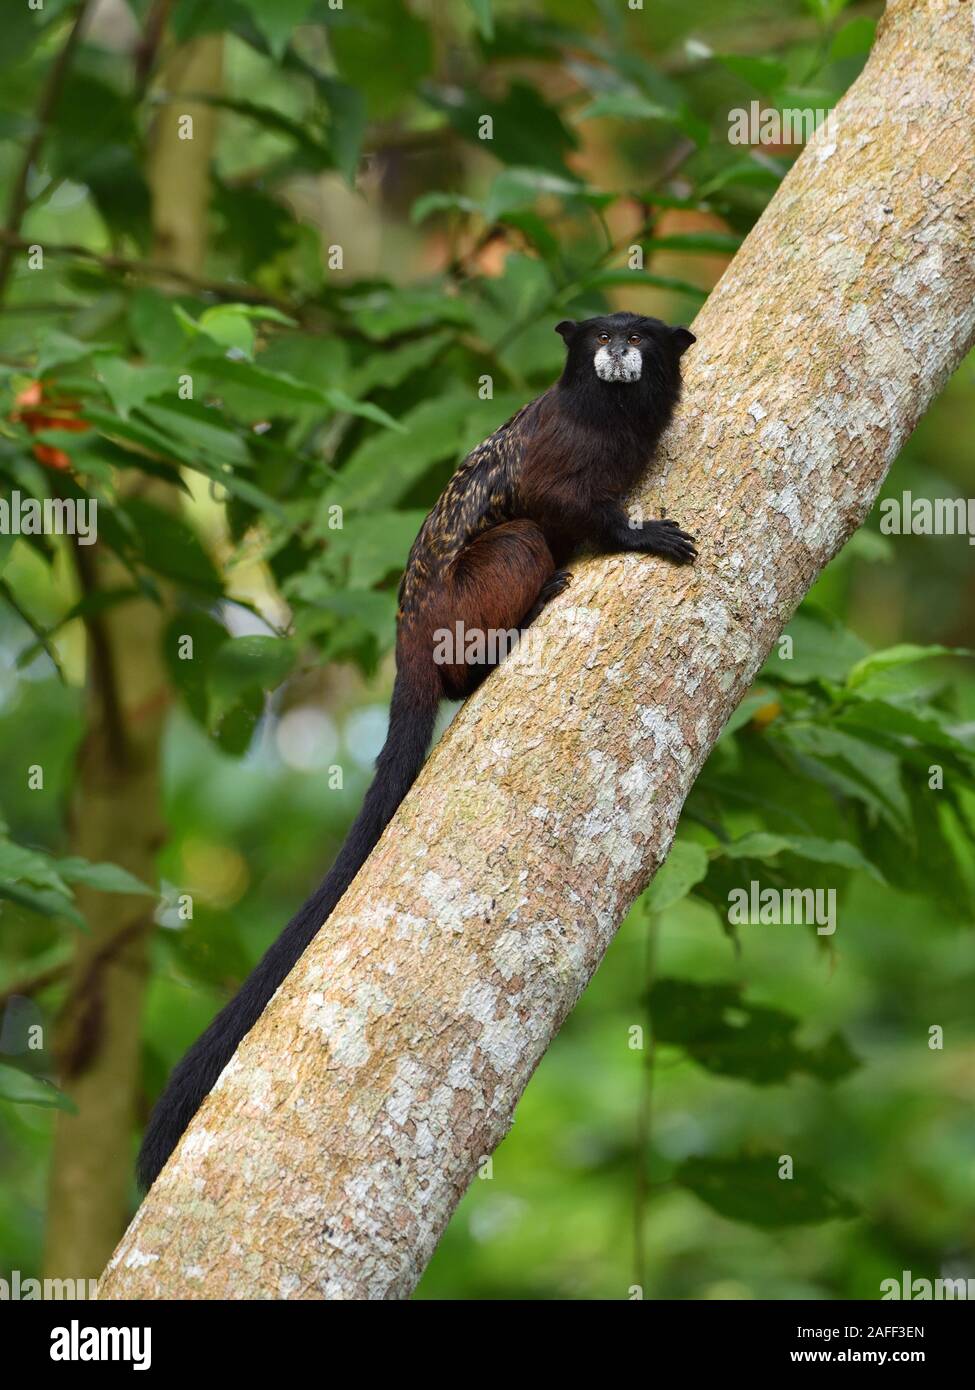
[137,310,695,1190]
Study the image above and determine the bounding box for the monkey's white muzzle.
[594,344,642,383]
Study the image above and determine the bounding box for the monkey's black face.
[556,312,695,387]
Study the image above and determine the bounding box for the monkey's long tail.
[136,661,441,1190]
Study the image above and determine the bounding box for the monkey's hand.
[522,568,572,626]
[591,503,697,564]
[630,517,697,564]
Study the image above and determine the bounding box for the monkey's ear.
[671,327,696,356]
[555,320,577,343]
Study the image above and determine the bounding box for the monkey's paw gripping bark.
[539,569,573,602]
[522,568,573,626]
[639,517,697,563]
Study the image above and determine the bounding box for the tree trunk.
[43,34,223,1281]
[148,37,223,274]
[42,534,171,1280]
[98,0,975,1300]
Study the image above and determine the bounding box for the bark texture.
[99,0,975,1300]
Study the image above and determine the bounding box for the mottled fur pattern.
[137,311,696,1190]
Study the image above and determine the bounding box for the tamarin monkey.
[137,311,696,1188]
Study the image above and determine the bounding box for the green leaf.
[331,0,432,119]
[410,191,481,225]
[719,689,780,740]
[330,393,474,510]
[200,95,331,168]
[425,80,577,173]
[466,0,494,40]
[840,528,895,564]
[577,92,681,124]
[36,332,110,375]
[643,841,709,913]
[348,332,452,395]
[0,1063,77,1113]
[94,357,175,420]
[675,1154,858,1228]
[213,686,265,757]
[138,402,251,466]
[761,608,869,685]
[806,1031,861,1083]
[483,167,586,222]
[576,92,709,147]
[213,181,298,276]
[499,210,562,264]
[163,610,229,725]
[340,285,473,341]
[713,831,884,882]
[129,288,188,363]
[223,307,296,328]
[13,583,145,670]
[56,857,156,897]
[650,978,859,1085]
[580,269,708,301]
[323,388,405,433]
[699,159,785,197]
[238,0,314,59]
[829,17,876,60]
[776,723,910,834]
[481,251,554,322]
[196,306,256,357]
[195,463,288,520]
[319,75,367,184]
[288,581,398,668]
[0,837,70,895]
[837,699,974,758]
[717,54,789,95]
[806,0,856,23]
[0,882,86,930]
[0,3,51,77]
[184,303,296,360]
[82,404,205,472]
[258,332,348,380]
[846,643,972,691]
[209,635,297,709]
[187,351,401,434]
[0,838,86,929]
[317,509,426,588]
[192,356,337,407]
[119,498,223,595]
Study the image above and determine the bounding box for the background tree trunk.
[43,34,223,1282]
[98,0,975,1300]
[41,538,170,1280]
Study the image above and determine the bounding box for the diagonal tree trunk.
[98,0,975,1300]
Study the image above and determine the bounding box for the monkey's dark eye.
[597,333,610,344]
[628,334,642,346]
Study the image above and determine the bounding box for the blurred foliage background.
[1,0,973,1300]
